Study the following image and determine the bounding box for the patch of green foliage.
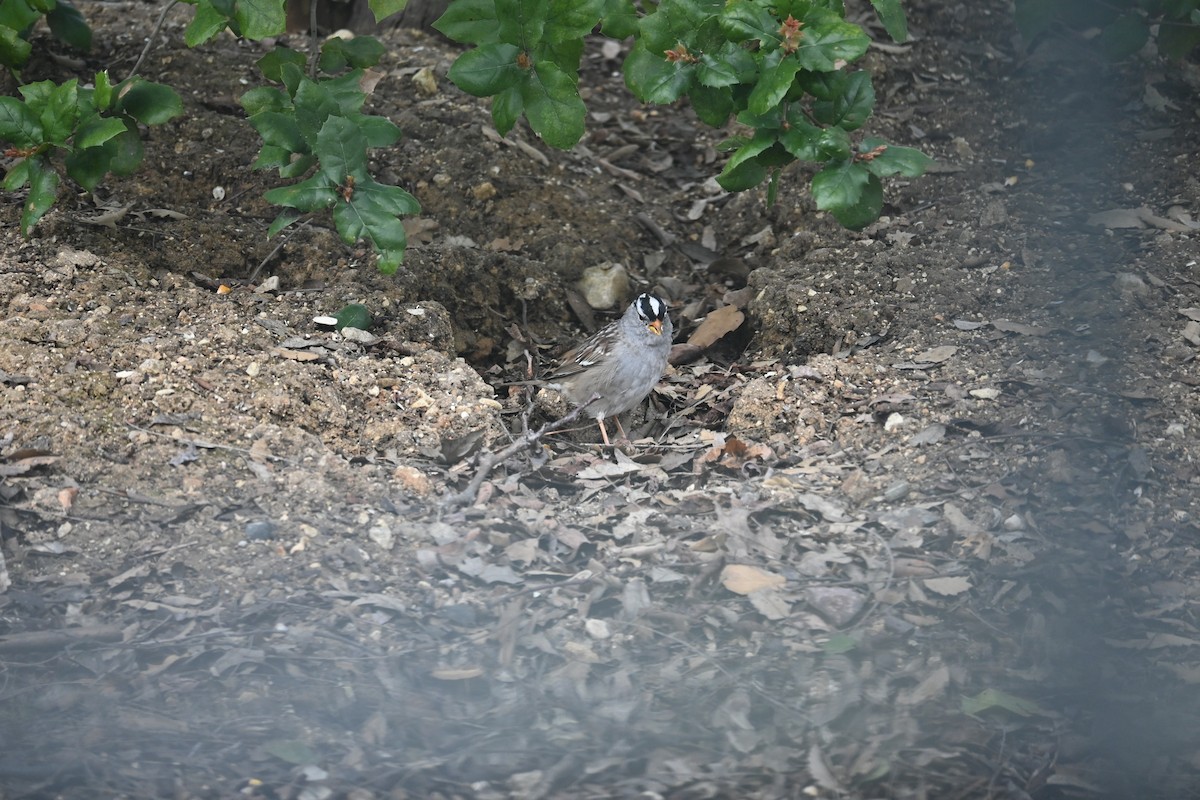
[435,0,930,228]
[0,73,182,233]
[241,41,420,275]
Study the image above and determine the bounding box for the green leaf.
[689,84,734,127]
[0,96,43,147]
[433,0,499,44]
[92,70,113,110]
[186,0,228,46]
[354,177,420,216]
[234,0,285,39]
[0,23,33,68]
[18,80,56,115]
[448,41,523,96]
[257,47,307,83]
[21,155,58,234]
[368,0,405,23]
[599,0,636,38]
[0,0,41,36]
[720,1,781,46]
[64,142,113,190]
[267,207,301,237]
[319,35,385,73]
[1158,20,1200,59]
[637,0,720,53]
[3,157,30,190]
[748,52,800,114]
[347,112,401,147]
[793,10,870,71]
[264,172,338,211]
[333,193,408,250]
[491,84,523,135]
[375,248,403,275]
[292,78,340,146]
[117,80,184,125]
[697,43,756,88]
[247,110,308,154]
[777,115,824,160]
[46,0,90,50]
[869,0,906,42]
[812,161,880,229]
[279,153,315,178]
[103,122,145,176]
[251,144,292,171]
[623,40,694,104]
[39,79,78,145]
[717,153,768,191]
[723,128,776,175]
[73,115,126,148]
[26,0,53,14]
[545,0,604,41]
[811,70,874,129]
[961,688,1047,718]
[315,115,367,183]
[859,137,931,178]
[1099,12,1149,59]
[240,85,290,116]
[496,0,547,46]
[522,60,585,148]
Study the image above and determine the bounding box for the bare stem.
[441,397,599,509]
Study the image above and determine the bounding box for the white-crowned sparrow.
[541,293,672,446]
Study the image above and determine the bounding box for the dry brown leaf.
[923,576,972,596]
[688,305,745,349]
[720,564,785,595]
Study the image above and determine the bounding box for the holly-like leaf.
[812,161,882,229]
[748,52,800,114]
[46,1,90,51]
[3,157,30,191]
[0,96,43,147]
[185,0,228,46]
[21,155,59,234]
[720,0,781,46]
[496,0,547,47]
[433,0,499,45]
[491,84,524,135]
[860,137,931,178]
[447,41,523,96]
[264,173,338,211]
[233,0,285,40]
[599,0,636,39]
[256,47,307,83]
[522,60,585,148]
[368,0,406,23]
[623,40,694,104]
[869,0,907,43]
[811,70,874,129]
[319,36,385,73]
[39,79,78,146]
[333,193,408,250]
[793,10,870,71]
[117,79,183,125]
[73,115,126,149]
[0,23,33,68]
[545,0,604,41]
[92,70,113,111]
[315,115,368,183]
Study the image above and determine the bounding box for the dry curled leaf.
[688,305,745,349]
[720,564,785,595]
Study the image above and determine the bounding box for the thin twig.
[441,397,599,509]
[308,0,320,79]
[125,0,180,83]
[248,215,312,283]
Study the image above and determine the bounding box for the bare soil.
[3,1,1200,798]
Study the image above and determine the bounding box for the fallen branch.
[441,396,598,509]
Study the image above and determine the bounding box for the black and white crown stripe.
[636,294,666,322]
